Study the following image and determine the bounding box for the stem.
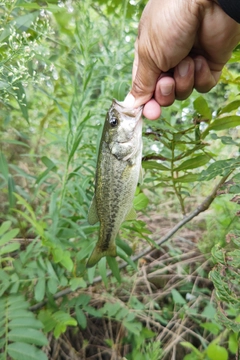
[171,139,185,214]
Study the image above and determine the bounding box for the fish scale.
[86,99,143,268]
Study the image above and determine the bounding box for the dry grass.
[43,215,215,360]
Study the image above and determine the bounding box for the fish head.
[104,99,143,145]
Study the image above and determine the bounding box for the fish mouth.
[109,98,143,146]
[112,98,143,118]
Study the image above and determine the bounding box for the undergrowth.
[0,1,240,359]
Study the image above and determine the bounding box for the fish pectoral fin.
[125,206,137,221]
[86,244,117,268]
[88,195,99,225]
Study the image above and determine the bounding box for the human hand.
[129,0,240,120]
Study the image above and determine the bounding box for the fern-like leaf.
[0,295,48,360]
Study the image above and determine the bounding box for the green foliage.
[182,330,239,360]
[0,295,48,360]
[210,232,240,332]
[38,309,77,338]
[142,93,240,213]
[0,221,19,260]
[0,0,240,358]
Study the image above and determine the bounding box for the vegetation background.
[0,0,240,359]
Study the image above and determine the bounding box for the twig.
[29,172,232,311]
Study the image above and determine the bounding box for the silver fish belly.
[86,99,143,267]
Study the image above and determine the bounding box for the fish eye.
[109,116,118,127]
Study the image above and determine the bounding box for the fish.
[86,99,143,268]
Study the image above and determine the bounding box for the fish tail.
[86,243,117,268]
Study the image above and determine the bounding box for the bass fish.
[86,99,143,268]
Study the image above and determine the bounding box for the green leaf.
[34,278,46,302]
[8,295,28,310]
[212,245,225,264]
[171,289,186,305]
[0,228,19,246]
[47,278,58,294]
[69,278,87,291]
[76,307,87,329]
[0,242,20,256]
[8,309,36,320]
[9,318,43,330]
[0,11,40,42]
[83,305,102,318]
[116,247,137,270]
[194,95,212,119]
[0,152,9,180]
[228,332,238,354]
[103,302,122,317]
[183,354,199,360]
[116,238,132,256]
[219,100,240,114]
[123,320,142,335]
[200,322,220,335]
[175,154,210,171]
[201,303,216,319]
[107,257,121,283]
[129,296,145,310]
[35,157,57,184]
[60,251,73,271]
[38,310,55,333]
[206,343,228,360]
[113,81,128,101]
[41,156,57,170]
[0,221,11,236]
[8,328,48,346]
[98,257,108,287]
[8,174,16,208]
[202,116,240,137]
[133,192,149,211]
[54,323,67,338]
[229,185,240,194]
[52,248,63,263]
[38,310,77,338]
[87,265,96,284]
[211,133,240,146]
[142,161,170,171]
[76,294,91,307]
[173,173,199,183]
[180,342,202,356]
[200,158,239,181]
[7,342,48,360]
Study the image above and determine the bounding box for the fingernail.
[160,84,173,96]
[194,59,202,72]
[178,60,190,77]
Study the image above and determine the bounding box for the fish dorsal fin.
[88,195,99,225]
[125,206,137,221]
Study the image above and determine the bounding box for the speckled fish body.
[86,99,143,267]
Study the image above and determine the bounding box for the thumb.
[131,39,161,107]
